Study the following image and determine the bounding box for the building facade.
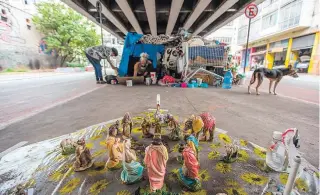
[206,19,242,55]
[0,0,124,71]
[237,0,319,74]
[0,0,55,70]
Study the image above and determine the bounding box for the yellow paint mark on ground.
[208,150,220,160]
[199,169,211,181]
[215,162,232,174]
[241,172,268,185]
[218,133,232,144]
[59,178,81,194]
[88,179,110,195]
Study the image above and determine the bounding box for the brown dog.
[248,65,298,95]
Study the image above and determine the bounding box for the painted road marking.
[148,108,169,112]
[0,141,28,159]
[0,85,106,131]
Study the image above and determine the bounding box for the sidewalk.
[242,71,319,104]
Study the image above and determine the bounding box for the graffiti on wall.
[0,44,56,70]
[0,4,26,44]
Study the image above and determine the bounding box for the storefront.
[250,45,267,70]
[291,34,315,73]
[269,39,288,67]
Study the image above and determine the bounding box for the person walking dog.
[85,45,118,84]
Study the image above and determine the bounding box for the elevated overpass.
[62,0,263,40]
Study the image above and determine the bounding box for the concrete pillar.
[308,32,319,74]
[285,38,293,67]
[266,43,274,69]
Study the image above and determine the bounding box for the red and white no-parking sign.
[245,4,258,19]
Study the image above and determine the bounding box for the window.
[262,11,277,29]
[25,0,28,5]
[249,19,261,41]
[279,0,302,30]
[237,27,248,44]
[212,37,232,44]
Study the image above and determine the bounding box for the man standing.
[85,45,118,84]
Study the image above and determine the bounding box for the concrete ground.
[0,72,319,166]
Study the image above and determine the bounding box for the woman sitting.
[120,139,144,184]
[133,53,152,77]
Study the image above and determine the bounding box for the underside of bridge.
[63,0,259,40]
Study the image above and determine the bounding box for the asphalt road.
[0,72,319,166]
[0,72,101,129]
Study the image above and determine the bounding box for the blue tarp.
[119,32,165,76]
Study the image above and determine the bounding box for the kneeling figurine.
[141,116,152,138]
[122,112,133,138]
[121,139,144,184]
[177,141,201,192]
[109,120,120,136]
[167,114,181,141]
[73,138,93,171]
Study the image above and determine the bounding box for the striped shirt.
[85,45,112,60]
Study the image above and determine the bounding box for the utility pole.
[96,1,106,75]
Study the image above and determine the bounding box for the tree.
[32,2,100,66]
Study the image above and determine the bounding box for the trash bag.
[105,75,118,84]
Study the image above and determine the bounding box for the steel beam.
[88,0,128,35]
[115,0,143,34]
[166,0,184,35]
[193,0,239,35]
[61,0,123,40]
[143,0,157,36]
[183,0,212,30]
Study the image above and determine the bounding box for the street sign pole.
[243,3,258,74]
[243,18,251,74]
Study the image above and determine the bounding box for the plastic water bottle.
[266,131,286,172]
[222,70,232,89]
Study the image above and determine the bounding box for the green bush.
[3,67,28,72]
[66,62,85,68]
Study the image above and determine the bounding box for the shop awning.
[292,34,315,50]
[250,50,266,56]
[270,47,284,53]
